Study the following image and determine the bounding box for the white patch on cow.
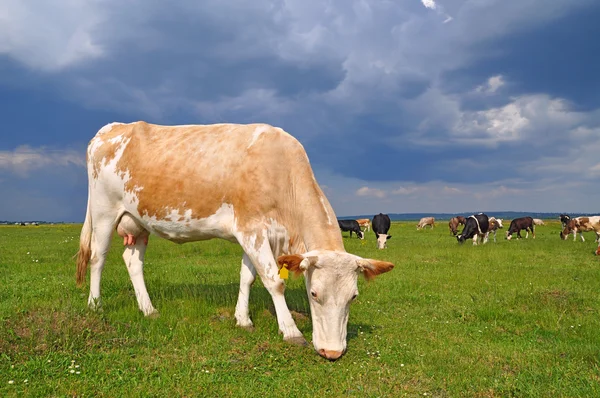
[319,196,332,225]
[140,203,237,243]
[97,122,124,135]
[376,234,388,249]
[247,125,269,149]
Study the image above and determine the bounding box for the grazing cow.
[371,213,392,249]
[417,217,435,230]
[448,216,466,236]
[338,220,365,239]
[356,218,371,232]
[485,217,504,243]
[505,217,535,240]
[76,121,394,361]
[457,213,489,245]
[559,214,571,228]
[533,218,545,226]
[560,216,600,243]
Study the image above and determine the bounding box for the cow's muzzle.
[318,348,345,361]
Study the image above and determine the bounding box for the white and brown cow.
[76,122,394,361]
[533,218,545,226]
[485,217,504,243]
[417,217,435,230]
[356,218,371,232]
[560,216,600,243]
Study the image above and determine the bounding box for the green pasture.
[1,221,599,397]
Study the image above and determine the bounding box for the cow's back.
[88,122,339,248]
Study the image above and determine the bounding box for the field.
[1,221,600,397]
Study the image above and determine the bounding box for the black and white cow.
[559,214,571,229]
[457,213,489,245]
[338,220,364,239]
[372,213,392,249]
[505,216,535,240]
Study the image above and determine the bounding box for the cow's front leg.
[240,237,306,345]
[234,253,256,330]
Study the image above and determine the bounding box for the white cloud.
[475,75,505,94]
[356,186,387,199]
[0,0,104,71]
[421,0,437,10]
[0,146,85,177]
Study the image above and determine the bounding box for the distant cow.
[485,217,504,243]
[533,218,545,226]
[372,213,392,249]
[560,216,600,243]
[560,214,571,228]
[457,213,489,245]
[448,216,466,236]
[338,220,364,239]
[505,217,535,240]
[417,217,435,230]
[356,218,371,232]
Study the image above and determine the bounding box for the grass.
[1,220,599,397]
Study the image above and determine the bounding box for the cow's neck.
[288,177,345,254]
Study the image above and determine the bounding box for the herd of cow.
[338,213,600,254]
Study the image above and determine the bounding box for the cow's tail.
[76,195,92,287]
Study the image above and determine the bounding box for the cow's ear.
[277,254,317,275]
[387,235,392,240]
[357,259,394,281]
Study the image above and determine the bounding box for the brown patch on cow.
[276,254,306,276]
[362,259,394,280]
[88,122,345,250]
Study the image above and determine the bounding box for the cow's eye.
[351,293,358,301]
[311,291,317,299]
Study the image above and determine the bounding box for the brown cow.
[560,216,600,243]
[356,218,371,232]
[417,217,435,230]
[448,216,466,236]
[76,121,394,360]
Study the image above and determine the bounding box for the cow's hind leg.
[118,215,156,317]
[234,253,257,330]
[88,219,116,311]
[239,237,305,345]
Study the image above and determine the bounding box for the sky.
[1,0,599,222]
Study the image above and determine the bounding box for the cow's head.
[376,234,391,249]
[277,251,393,361]
[505,230,512,240]
[456,234,466,244]
[358,230,364,240]
[496,219,504,228]
[560,219,577,240]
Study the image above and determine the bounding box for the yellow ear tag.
[279,263,289,280]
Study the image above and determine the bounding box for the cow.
[457,213,489,245]
[448,216,466,236]
[559,214,571,228]
[533,218,545,226]
[371,213,392,249]
[356,218,371,232]
[417,217,435,230]
[485,217,504,243]
[76,121,394,361]
[560,216,600,243]
[505,216,535,240]
[337,220,364,239]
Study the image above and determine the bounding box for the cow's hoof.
[239,325,255,332]
[145,310,160,319]
[284,336,308,346]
